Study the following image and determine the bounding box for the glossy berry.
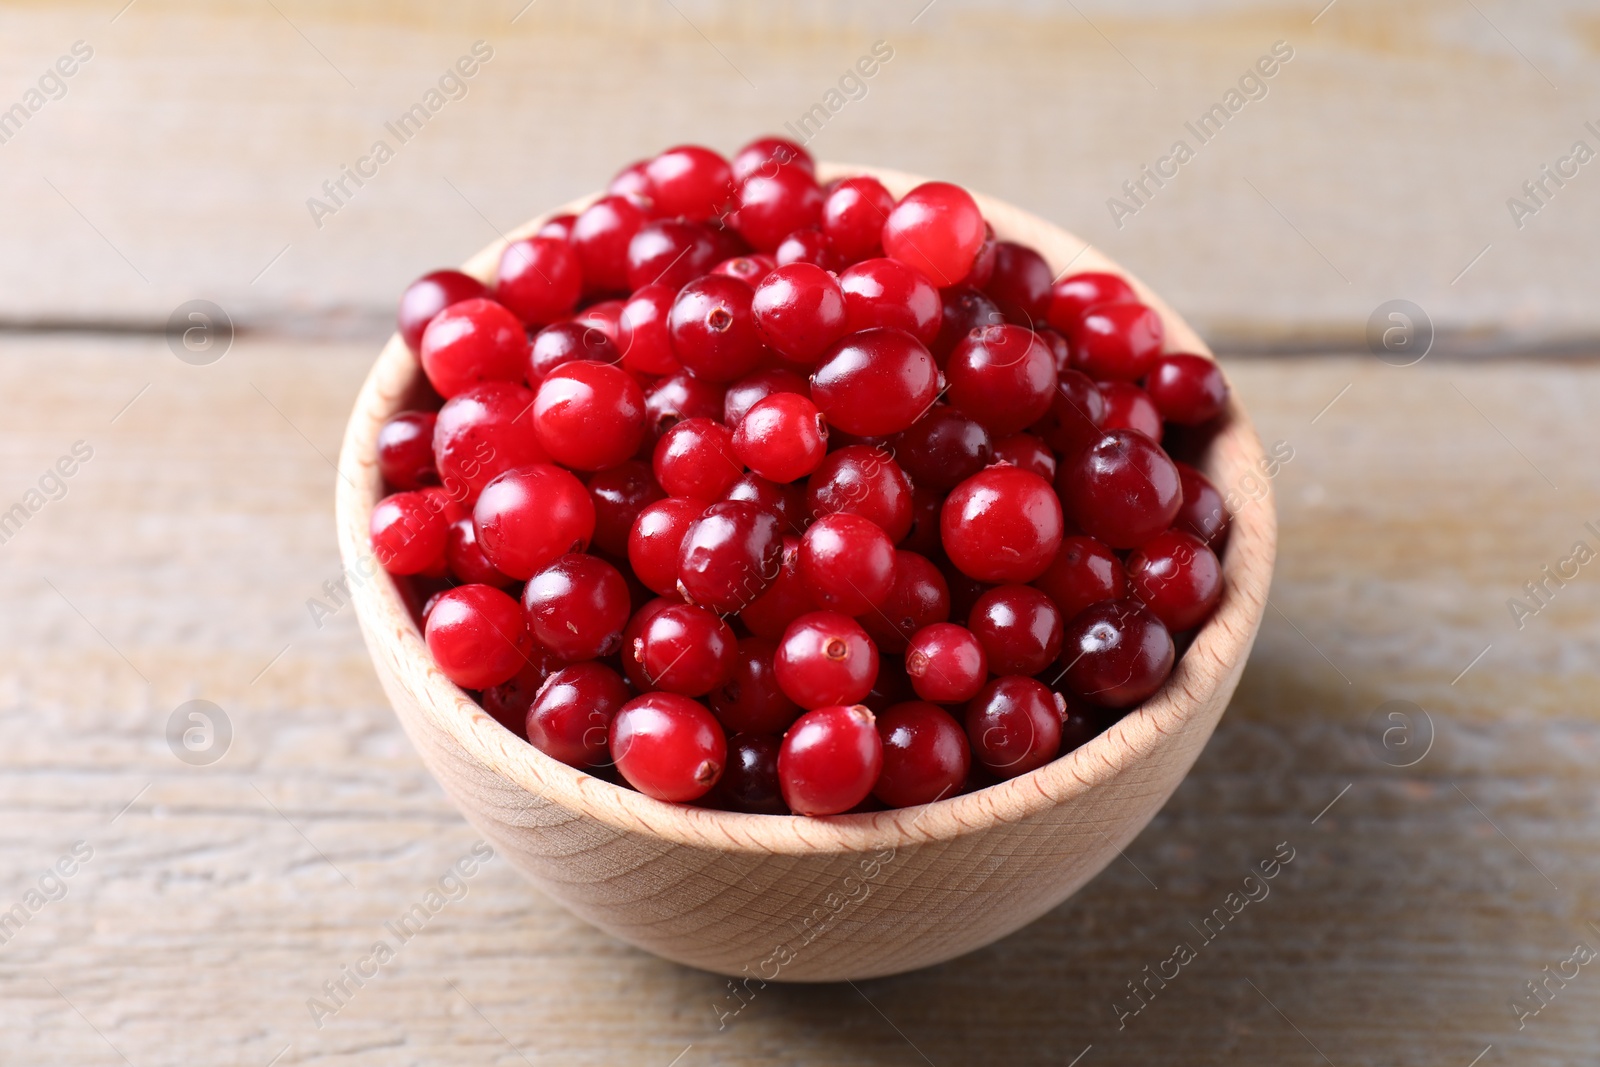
[528,321,622,384]
[526,662,629,767]
[946,324,1056,436]
[805,446,914,543]
[377,410,438,490]
[1032,369,1106,460]
[1046,272,1137,333]
[751,263,848,365]
[608,158,654,206]
[733,392,827,483]
[616,283,683,376]
[778,704,883,816]
[446,517,513,587]
[643,374,726,446]
[431,382,547,501]
[371,491,448,574]
[714,733,789,814]
[1058,430,1181,549]
[959,223,998,288]
[799,512,896,615]
[1035,326,1073,377]
[571,195,649,293]
[1126,529,1222,632]
[644,145,734,221]
[882,181,986,287]
[538,215,577,240]
[964,677,1064,779]
[424,584,531,690]
[932,286,1005,363]
[776,612,879,709]
[722,472,807,532]
[588,460,665,558]
[904,623,987,704]
[723,366,810,426]
[774,227,843,272]
[398,270,488,353]
[859,551,951,655]
[874,701,971,808]
[627,496,704,596]
[810,328,940,437]
[1059,599,1174,708]
[532,360,645,471]
[633,602,737,696]
[823,177,897,262]
[652,417,741,501]
[1174,462,1230,548]
[941,466,1064,583]
[668,274,764,382]
[419,297,529,398]
[610,693,727,803]
[523,553,630,661]
[481,649,565,736]
[892,406,993,492]
[472,463,595,580]
[732,136,814,182]
[993,433,1055,481]
[627,219,719,292]
[1072,302,1165,382]
[495,236,583,327]
[838,257,942,347]
[713,254,777,286]
[738,536,816,638]
[1098,381,1162,441]
[983,242,1053,326]
[969,585,1063,676]
[733,167,824,252]
[1145,353,1229,426]
[676,500,783,614]
[708,637,802,735]
[1033,535,1127,621]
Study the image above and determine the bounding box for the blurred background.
[2,1,1597,1064]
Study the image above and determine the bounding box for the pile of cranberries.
[369,138,1232,817]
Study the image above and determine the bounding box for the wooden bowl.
[335,164,1277,982]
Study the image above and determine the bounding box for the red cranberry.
[733,168,823,252]
[619,598,675,691]
[588,460,665,558]
[1058,430,1181,549]
[1058,599,1174,708]
[1098,381,1162,441]
[446,517,513,587]
[964,676,1064,778]
[1033,535,1127,621]
[774,227,844,272]
[632,602,737,696]
[739,536,816,638]
[941,466,1064,583]
[1046,272,1136,333]
[1174,462,1230,548]
[959,223,998,288]
[1035,326,1073,377]
[823,177,897,262]
[677,500,783,614]
[616,283,683,377]
[481,649,565,736]
[776,611,879,709]
[538,215,578,240]
[983,242,1053,326]
[946,324,1056,436]
[733,392,827,483]
[532,361,645,471]
[526,662,629,767]
[572,195,649,293]
[432,382,546,501]
[751,263,848,365]
[777,704,883,815]
[642,373,725,445]
[1072,302,1165,382]
[905,623,987,704]
[371,490,448,574]
[722,472,807,532]
[472,463,595,579]
[627,496,704,596]
[810,328,940,437]
[709,636,802,735]
[882,181,986,286]
[859,551,951,655]
[667,274,764,382]
[799,512,897,615]
[993,433,1055,481]
[626,219,720,292]
[1145,353,1229,426]
[838,258,943,347]
[652,417,741,500]
[805,445,915,544]
[933,286,1006,363]
[1126,529,1222,632]
[713,254,777,286]
[494,237,583,327]
[607,159,654,207]
[424,584,531,690]
[1032,369,1105,460]
[731,136,814,182]
[529,321,622,383]
[874,701,971,808]
[398,269,488,353]
[714,733,788,814]
[522,553,630,660]
[891,406,993,492]
[644,145,734,221]
[969,585,1062,676]
[610,692,727,802]
[377,410,438,490]
[723,366,810,426]
[419,297,528,398]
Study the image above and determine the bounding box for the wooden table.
[3,3,1598,1065]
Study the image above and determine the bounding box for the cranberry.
[472,463,595,579]
[778,704,883,815]
[644,145,734,221]
[619,598,675,691]
[774,227,844,272]
[1033,535,1127,621]
[732,136,814,182]
[588,460,665,558]
[714,733,788,814]
[946,324,1056,436]
[1032,370,1106,460]
[733,392,827,483]
[892,406,993,492]
[526,662,629,767]
[959,223,998,288]
[1072,302,1165,382]
[632,602,737,696]
[882,181,986,286]
[1046,272,1137,333]
[1145,353,1229,426]
[823,177,897,262]
[1035,326,1073,377]
[969,585,1062,676]
[616,283,683,377]
[419,297,528,398]
[1058,430,1181,549]
[572,195,649,293]
[799,513,897,615]
[752,263,848,365]
[723,472,807,532]
[643,373,725,445]
[874,701,971,808]
[424,584,531,690]
[494,236,582,327]
[712,254,777,286]
[1059,599,1174,708]
[723,366,810,426]
[446,517,513,587]
[398,269,488,353]
[838,258,942,347]
[905,623,987,704]
[1174,462,1230,548]
[531,361,645,472]
[652,417,742,500]
[371,490,448,574]
[627,496,704,596]
[432,382,545,501]
[964,677,1064,778]
[859,550,950,655]
[810,328,940,437]
[738,536,815,638]
[481,648,564,736]
[932,285,1005,363]
[610,692,727,802]
[377,410,438,490]
[538,214,578,240]
[983,242,1053,326]
[1126,529,1222,632]
[993,433,1055,481]
[1098,381,1162,441]
[667,274,764,382]
[733,168,823,252]
[677,501,783,614]
[709,636,802,735]
[529,321,622,383]
[626,219,719,292]
[941,466,1063,583]
[522,553,630,660]
[776,611,879,709]
[805,445,914,543]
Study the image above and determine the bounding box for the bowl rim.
[335,162,1277,858]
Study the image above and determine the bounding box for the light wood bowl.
[335,164,1277,982]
